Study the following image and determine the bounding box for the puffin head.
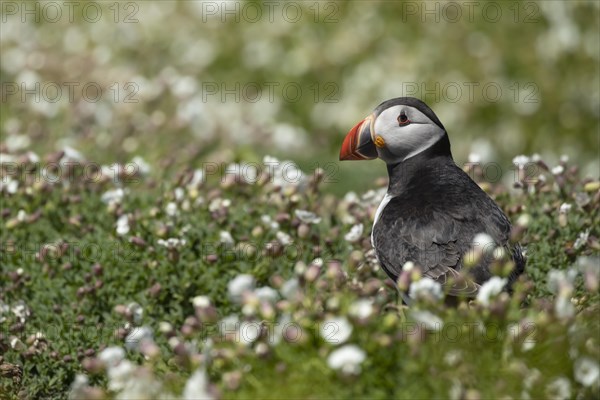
[340,97,448,164]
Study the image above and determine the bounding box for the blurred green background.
[1,0,599,193]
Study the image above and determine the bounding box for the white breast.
[371,192,394,247]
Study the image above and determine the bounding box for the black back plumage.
[371,111,525,296]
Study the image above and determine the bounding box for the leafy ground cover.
[0,148,598,399]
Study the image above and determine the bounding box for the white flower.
[191,296,211,308]
[409,278,444,301]
[0,300,9,324]
[344,223,364,243]
[574,229,590,249]
[280,278,300,300]
[157,237,187,249]
[188,169,205,188]
[261,214,279,230]
[276,162,305,188]
[10,337,25,351]
[208,199,221,212]
[531,153,542,162]
[311,258,324,267]
[574,357,600,387]
[555,296,575,319]
[449,379,462,400]
[444,350,462,367]
[523,368,541,389]
[174,187,185,201]
[7,178,18,194]
[101,188,126,205]
[183,369,214,400]
[545,376,571,400]
[267,313,291,346]
[107,360,135,392]
[411,310,443,331]
[263,155,279,165]
[0,153,17,164]
[468,152,481,163]
[560,154,569,163]
[131,156,151,175]
[228,274,255,302]
[521,340,536,352]
[470,233,497,260]
[62,146,85,164]
[559,203,572,214]
[263,156,306,188]
[159,321,173,333]
[238,321,261,345]
[254,286,279,303]
[294,209,321,224]
[276,231,292,246]
[219,231,235,246]
[348,299,374,320]
[402,261,416,272]
[68,374,89,400]
[512,155,530,168]
[101,164,122,183]
[11,300,30,323]
[116,215,130,236]
[165,202,178,217]
[552,165,564,175]
[321,316,353,344]
[115,370,163,400]
[125,326,153,351]
[327,344,366,374]
[472,232,495,248]
[476,277,507,306]
[538,174,547,184]
[361,188,387,205]
[6,134,31,151]
[547,269,577,293]
[516,214,531,227]
[576,256,600,275]
[16,209,27,222]
[344,192,359,204]
[546,269,576,318]
[98,346,125,368]
[0,176,18,194]
[219,315,239,336]
[25,151,39,163]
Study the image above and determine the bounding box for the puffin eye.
[397,113,410,126]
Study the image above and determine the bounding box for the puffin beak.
[339,114,378,161]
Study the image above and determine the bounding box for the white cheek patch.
[402,124,445,159]
[373,106,445,162]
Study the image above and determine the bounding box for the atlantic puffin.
[340,97,525,299]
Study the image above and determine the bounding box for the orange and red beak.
[339,114,378,161]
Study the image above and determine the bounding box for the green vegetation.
[1,153,599,399]
[1,1,598,193]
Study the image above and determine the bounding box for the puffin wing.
[372,195,506,297]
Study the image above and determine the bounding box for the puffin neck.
[386,133,453,196]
